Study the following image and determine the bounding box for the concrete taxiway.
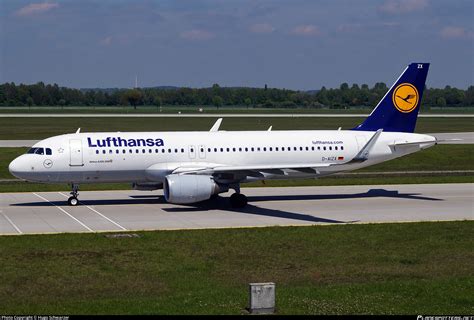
[0,183,472,235]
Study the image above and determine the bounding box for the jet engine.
[164,174,227,204]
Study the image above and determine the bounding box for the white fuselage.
[9,130,436,185]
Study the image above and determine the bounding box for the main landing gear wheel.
[230,193,248,208]
[68,196,79,206]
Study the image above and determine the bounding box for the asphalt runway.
[0,132,472,147]
[0,183,472,235]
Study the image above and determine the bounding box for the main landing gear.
[229,184,247,208]
[68,183,79,206]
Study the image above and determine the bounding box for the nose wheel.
[68,183,79,206]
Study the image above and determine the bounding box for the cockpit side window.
[27,147,45,155]
[46,148,52,155]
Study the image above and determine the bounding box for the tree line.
[0,81,472,109]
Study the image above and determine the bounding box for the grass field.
[0,117,473,140]
[0,145,473,192]
[0,221,472,315]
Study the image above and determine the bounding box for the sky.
[0,0,473,90]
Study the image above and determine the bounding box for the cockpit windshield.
[27,147,52,155]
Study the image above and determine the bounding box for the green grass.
[0,221,472,314]
[0,117,472,139]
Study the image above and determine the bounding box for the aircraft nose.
[9,157,26,179]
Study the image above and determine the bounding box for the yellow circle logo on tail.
[392,83,419,113]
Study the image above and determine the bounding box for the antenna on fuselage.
[75,128,81,134]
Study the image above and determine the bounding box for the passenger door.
[69,139,84,166]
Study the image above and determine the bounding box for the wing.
[173,162,343,183]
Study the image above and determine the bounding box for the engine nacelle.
[132,182,163,191]
[164,174,227,204]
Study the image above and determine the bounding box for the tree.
[436,97,446,108]
[26,97,34,107]
[153,96,162,107]
[124,89,142,109]
[212,96,223,109]
[244,97,252,109]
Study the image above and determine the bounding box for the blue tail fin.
[353,63,429,133]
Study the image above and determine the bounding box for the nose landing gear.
[68,183,79,206]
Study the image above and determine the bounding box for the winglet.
[350,129,383,163]
[210,118,223,132]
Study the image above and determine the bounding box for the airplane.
[9,62,437,208]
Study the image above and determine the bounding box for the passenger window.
[123,150,126,154]
[263,147,266,151]
[181,148,185,153]
[305,147,309,151]
[293,147,297,151]
[329,146,332,150]
[251,147,255,152]
[239,147,242,152]
[318,146,321,150]
[341,146,344,150]
[109,150,113,154]
[323,147,326,150]
[136,149,139,153]
[96,150,99,154]
[335,146,338,150]
[269,147,272,151]
[245,147,248,152]
[214,148,218,152]
[276,147,279,151]
[311,146,314,151]
[220,148,224,152]
[103,150,106,154]
[149,149,153,153]
[116,150,120,154]
[208,148,211,152]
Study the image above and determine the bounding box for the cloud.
[290,25,322,36]
[249,23,275,34]
[100,36,113,46]
[15,2,59,16]
[440,26,473,39]
[378,0,428,14]
[180,29,215,41]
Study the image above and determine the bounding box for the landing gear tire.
[230,193,247,208]
[68,196,79,206]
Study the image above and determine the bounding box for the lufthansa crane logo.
[392,83,419,113]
